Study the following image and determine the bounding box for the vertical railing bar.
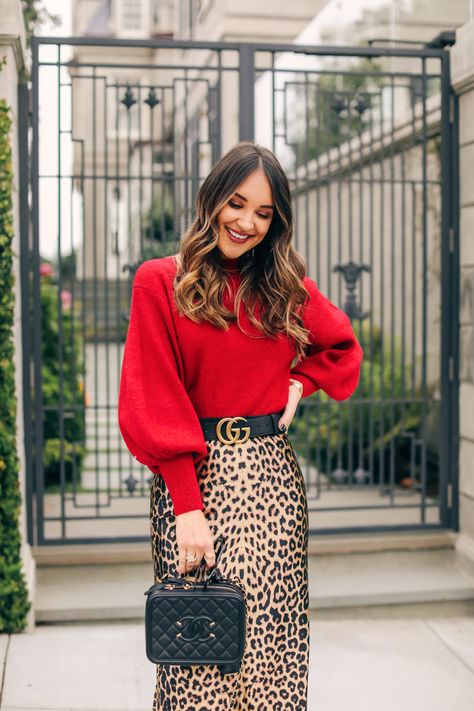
[400,81,407,426]
[367,85,377,487]
[398,77,410,506]
[411,182,417,398]
[325,90,332,485]
[419,56,429,523]
[184,67,189,237]
[161,86,168,247]
[355,74,365,485]
[335,69,344,485]
[239,44,255,141]
[67,75,80,504]
[378,74,386,497]
[68,167,80,501]
[172,80,178,245]
[314,79,323,490]
[216,49,222,159]
[303,70,317,493]
[31,37,46,544]
[103,75,112,501]
[346,77,355,486]
[449,85,460,531]
[56,42,67,537]
[114,81,123,492]
[439,48,455,528]
[92,64,100,514]
[304,71,309,270]
[78,88,87,512]
[148,78,154,247]
[388,72,396,506]
[19,80,35,545]
[271,51,275,154]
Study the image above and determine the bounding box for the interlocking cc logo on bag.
[175,615,217,641]
[216,416,251,444]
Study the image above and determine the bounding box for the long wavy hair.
[173,141,312,363]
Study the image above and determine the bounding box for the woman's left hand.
[278,382,302,433]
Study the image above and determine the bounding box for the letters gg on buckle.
[215,416,251,444]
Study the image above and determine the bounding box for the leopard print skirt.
[149,430,310,710]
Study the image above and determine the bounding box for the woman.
[118,141,363,709]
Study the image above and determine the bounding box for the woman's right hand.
[175,509,216,576]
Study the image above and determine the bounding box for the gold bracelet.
[289,378,303,397]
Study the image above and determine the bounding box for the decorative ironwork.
[144,88,160,109]
[333,260,370,320]
[121,85,137,109]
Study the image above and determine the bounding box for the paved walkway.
[1,613,474,710]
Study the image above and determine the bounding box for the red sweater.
[118,254,363,516]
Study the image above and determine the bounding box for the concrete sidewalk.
[1,613,474,711]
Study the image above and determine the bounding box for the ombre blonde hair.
[173,141,312,364]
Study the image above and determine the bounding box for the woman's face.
[216,168,274,259]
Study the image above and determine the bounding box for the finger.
[277,406,288,431]
[278,415,288,432]
[204,548,216,569]
[178,550,195,576]
[186,552,199,574]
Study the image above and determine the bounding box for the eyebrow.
[233,192,274,210]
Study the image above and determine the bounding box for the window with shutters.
[115,0,152,38]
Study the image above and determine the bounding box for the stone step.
[32,530,458,565]
[33,538,474,623]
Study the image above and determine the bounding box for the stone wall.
[451,20,474,576]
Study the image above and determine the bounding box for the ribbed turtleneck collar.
[216,251,241,273]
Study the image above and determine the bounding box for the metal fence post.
[239,44,255,142]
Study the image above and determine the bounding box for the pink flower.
[40,263,53,277]
[60,289,72,310]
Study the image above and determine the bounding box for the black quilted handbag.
[144,534,246,675]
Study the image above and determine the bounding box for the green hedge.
[0,75,31,631]
[292,321,440,494]
[39,270,86,488]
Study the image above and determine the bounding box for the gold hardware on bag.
[215,416,251,444]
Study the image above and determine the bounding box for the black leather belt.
[199,410,285,444]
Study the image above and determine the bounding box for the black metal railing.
[23,35,458,543]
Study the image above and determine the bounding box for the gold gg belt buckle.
[215,416,251,444]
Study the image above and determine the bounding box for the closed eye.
[228,201,271,219]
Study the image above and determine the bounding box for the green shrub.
[40,271,86,487]
[0,86,31,632]
[139,196,178,262]
[291,321,440,494]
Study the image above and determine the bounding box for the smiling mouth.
[226,226,254,240]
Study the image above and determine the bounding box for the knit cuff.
[155,452,205,516]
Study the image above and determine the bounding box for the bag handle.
[193,533,226,590]
[145,533,227,594]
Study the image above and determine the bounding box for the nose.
[237,215,254,232]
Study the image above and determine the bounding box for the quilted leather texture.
[145,582,246,666]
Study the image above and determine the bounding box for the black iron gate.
[23,34,459,545]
